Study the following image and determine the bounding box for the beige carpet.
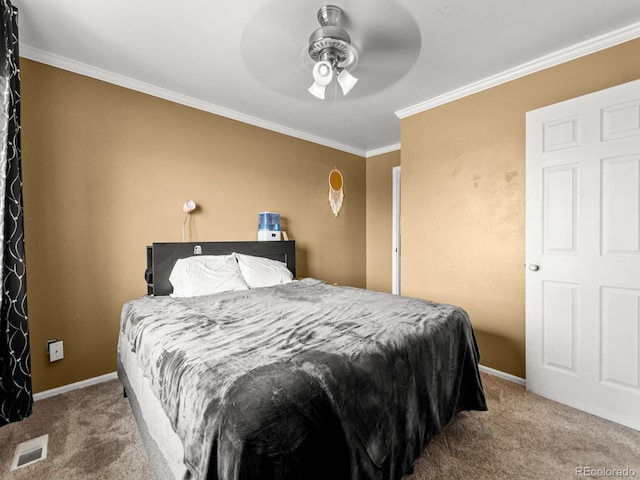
[0,373,638,479]
[407,374,640,479]
[0,379,154,480]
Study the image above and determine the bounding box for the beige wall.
[401,38,640,378]
[21,60,366,393]
[23,36,640,392]
[366,150,401,293]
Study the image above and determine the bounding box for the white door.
[526,79,640,431]
[392,166,401,295]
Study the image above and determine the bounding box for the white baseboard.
[33,371,118,401]
[31,365,523,401]
[479,364,526,386]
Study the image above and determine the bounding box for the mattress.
[118,278,487,480]
[118,333,188,479]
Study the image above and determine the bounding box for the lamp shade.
[183,200,196,213]
[312,60,333,86]
[308,81,326,99]
[337,69,358,95]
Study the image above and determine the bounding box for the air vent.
[11,434,48,470]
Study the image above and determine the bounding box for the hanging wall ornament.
[328,168,344,217]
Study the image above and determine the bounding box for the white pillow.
[169,254,248,297]
[235,253,293,289]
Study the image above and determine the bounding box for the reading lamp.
[182,200,196,242]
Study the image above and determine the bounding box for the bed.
[117,240,487,480]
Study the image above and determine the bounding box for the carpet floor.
[0,372,638,479]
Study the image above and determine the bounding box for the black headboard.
[145,241,296,296]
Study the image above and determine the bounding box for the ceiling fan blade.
[359,27,421,52]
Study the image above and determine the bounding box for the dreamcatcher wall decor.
[328,168,344,217]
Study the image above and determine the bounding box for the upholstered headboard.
[145,241,296,296]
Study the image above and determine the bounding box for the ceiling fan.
[240,0,421,102]
[307,5,358,100]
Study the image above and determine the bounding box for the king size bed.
[117,241,487,480]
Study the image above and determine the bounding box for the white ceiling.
[12,0,640,157]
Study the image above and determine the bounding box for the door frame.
[392,166,401,295]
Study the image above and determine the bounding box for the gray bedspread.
[119,278,487,480]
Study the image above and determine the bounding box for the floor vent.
[11,434,48,471]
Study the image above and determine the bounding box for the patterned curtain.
[0,0,31,426]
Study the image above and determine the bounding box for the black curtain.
[0,0,31,426]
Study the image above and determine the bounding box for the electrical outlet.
[49,340,64,362]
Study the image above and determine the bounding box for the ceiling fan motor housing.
[308,5,356,70]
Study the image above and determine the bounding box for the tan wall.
[365,150,401,293]
[401,37,640,378]
[21,60,366,393]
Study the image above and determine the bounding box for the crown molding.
[365,143,401,157]
[25,20,639,157]
[396,20,640,119]
[19,45,367,158]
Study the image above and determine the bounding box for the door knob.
[528,263,540,271]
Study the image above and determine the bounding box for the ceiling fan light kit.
[309,60,334,99]
[337,68,357,95]
[307,5,358,99]
[308,81,327,100]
